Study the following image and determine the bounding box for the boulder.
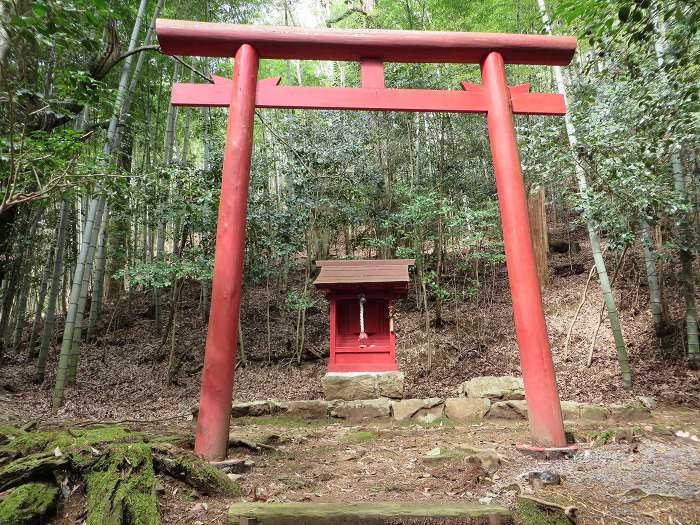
[331,399,391,420]
[559,401,582,421]
[609,402,650,421]
[376,372,405,399]
[579,403,610,421]
[458,376,525,401]
[487,400,528,419]
[231,400,284,418]
[323,374,376,401]
[444,398,491,422]
[283,400,329,419]
[392,398,444,422]
[322,372,405,401]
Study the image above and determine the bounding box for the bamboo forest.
[0,0,699,523]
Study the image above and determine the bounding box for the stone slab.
[458,376,525,400]
[229,501,513,524]
[444,397,491,422]
[283,400,329,419]
[392,398,443,421]
[330,399,392,420]
[487,400,528,419]
[231,400,285,418]
[322,372,404,401]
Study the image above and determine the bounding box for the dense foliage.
[0,0,698,405]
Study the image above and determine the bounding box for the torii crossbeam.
[156,19,577,461]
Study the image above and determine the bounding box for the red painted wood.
[360,58,385,88]
[326,293,398,373]
[156,19,576,66]
[481,51,566,448]
[171,76,566,116]
[194,45,259,461]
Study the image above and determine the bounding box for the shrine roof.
[313,259,414,288]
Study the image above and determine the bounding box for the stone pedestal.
[322,371,404,401]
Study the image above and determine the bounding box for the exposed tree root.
[0,424,243,524]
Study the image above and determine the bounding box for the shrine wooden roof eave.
[313,259,414,293]
[156,19,576,66]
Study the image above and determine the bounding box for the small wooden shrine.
[313,259,414,373]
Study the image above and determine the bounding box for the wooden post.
[528,186,549,287]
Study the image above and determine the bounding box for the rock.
[391,398,443,422]
[283,400,329,419]
[609,403,650,421]
[330,399,391,420]
[637,396,657,410]
[559,401,581,421]
[527,471,561,489]
[458,376,525,400]
[578,403,610,421]
[466,448,502,473]
[444,398,491,422]
[323,374,376,401]
[487,400,528,419]
[230,400,284,418]
[376,372,405,399]
[322,372,404,401]
[210,458,254,474]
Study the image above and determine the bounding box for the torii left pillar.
[194,44,258,460]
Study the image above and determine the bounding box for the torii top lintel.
[156,19,576,66]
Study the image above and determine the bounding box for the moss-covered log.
[151,443,243,496]
[0,482,59,525]
[85,444,159,525]
[0,452,69,491]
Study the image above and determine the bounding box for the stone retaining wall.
[221,397,651,423]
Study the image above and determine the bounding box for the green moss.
[0,482,59,525]
[341,431,379,444]
[515,499,571,525]
[85,444,159,525]
[0,425,135,463]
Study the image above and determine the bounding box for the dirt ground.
[35,408,697,525]
[1,241,698,427]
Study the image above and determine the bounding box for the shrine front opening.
[155,19,578,461]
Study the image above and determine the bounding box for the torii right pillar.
[482,51,568,451]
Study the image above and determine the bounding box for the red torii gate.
[156,19,577,461]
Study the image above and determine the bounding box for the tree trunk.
[639,221,668,336]
[653,13,699,365]
[67,198,105,385]
[36,199,68,382]
[154,60,181,337]
[538,0,631,387]
[87,206,109,339]
[26,236,54,358]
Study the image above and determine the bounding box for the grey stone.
[284,400,329,419]
[322,372,405,401]
[637,396,657,410]
[579,403,610,421]
[376,372,405,399]
[444,398,491,422]
[609,402,651,421]
[322,374,377,401]
[487,400,528,419]
[559,400,582,421]
[458,376,525,400]
[392,398,443,421]
[331,399,391,420]
[231,400,284,418]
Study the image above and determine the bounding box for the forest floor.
[1,237,698,424]
[18,409,698,525]
[1,236,700,523]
